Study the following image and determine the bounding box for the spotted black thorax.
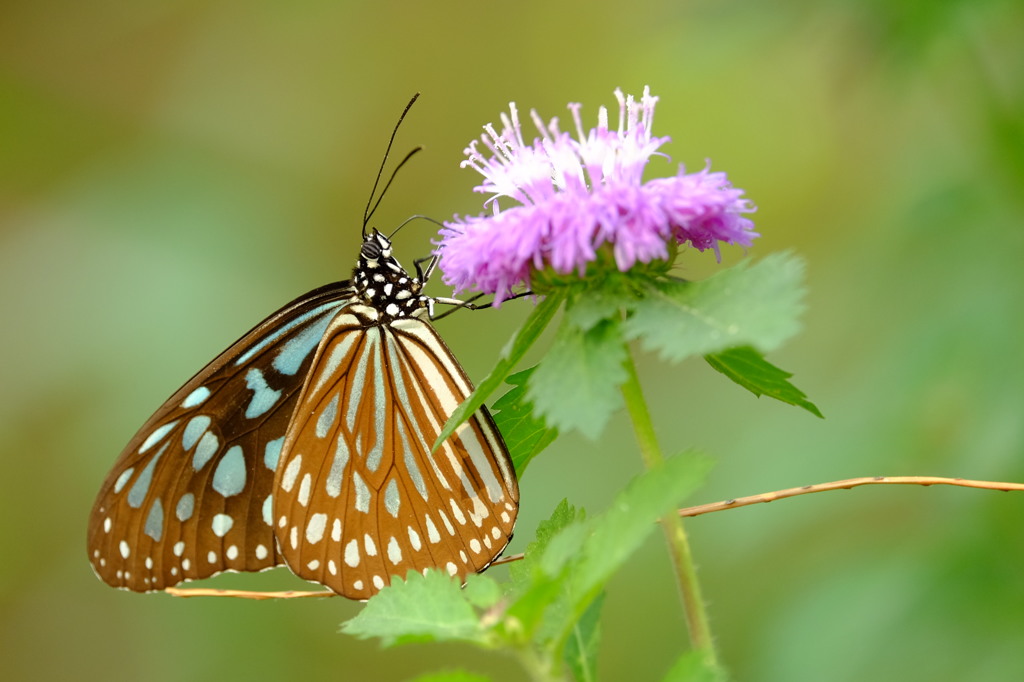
[352,229,432,323]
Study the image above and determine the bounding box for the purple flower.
[438,87,758,304]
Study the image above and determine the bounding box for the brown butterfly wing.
[87,283,354,591]
[271,307,519,599]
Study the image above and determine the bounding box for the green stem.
[516,647,569,682]
[619,344,719,668]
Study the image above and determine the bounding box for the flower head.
[438,87,757,303]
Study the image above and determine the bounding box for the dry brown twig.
[164,475,1023,599]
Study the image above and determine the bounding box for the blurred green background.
[2,1,1023,680]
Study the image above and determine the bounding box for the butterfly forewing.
[272,305,519,599]
[87,283,355,591]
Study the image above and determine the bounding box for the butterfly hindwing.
[87,283,355,591]
[272,305,519,599]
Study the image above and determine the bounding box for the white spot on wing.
[281,455,302,492]
[425,515,440,543]
[211,513,233,537]
[344,539,360,567]
[306,513,327,544]
[387,536,402,564]
[449,499,467,525]
[439,509,456,535]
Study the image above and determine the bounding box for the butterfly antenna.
[363,93,421,237]
[390,213,445,239]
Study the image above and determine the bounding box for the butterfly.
[87,100,520,599]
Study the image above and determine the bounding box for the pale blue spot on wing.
[326,434,349,498]
[353,472,369,513]
[113,468,134,494]
[365,335,390,472]
[145,499,164,541]
[345,333,371,431]
[127,442,167,508]
[244,368,281,419]
[311,332,358,398]
[397,420,427,499]
[212,445,246,497]
[182,415,211,451]
[272,313,336,375]
[181,386,211,408]
[262,495,273,525]
[384,479,400,517]
[176,493,195,522]
[264,437,284,471]
[316,394,339,439]
[139,420,178,454]
[192,431,219,470]
[235,300,350,367]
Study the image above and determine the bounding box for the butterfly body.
[88,230,518,599]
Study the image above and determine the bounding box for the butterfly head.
[353,229,430,321]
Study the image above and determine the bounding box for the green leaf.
[705,346,823,418]
[561,277,641,332]
[527,317,627,438]
[491,367,559,477]
[462,573,503,610]
[564,592,604,682]
[504,501,584,640]
[341,571,488,647]
[625,253,805,362]
[410,672,493,682]
[508,499,582,590]
[513,453,710,653]
[434,289,566,452]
